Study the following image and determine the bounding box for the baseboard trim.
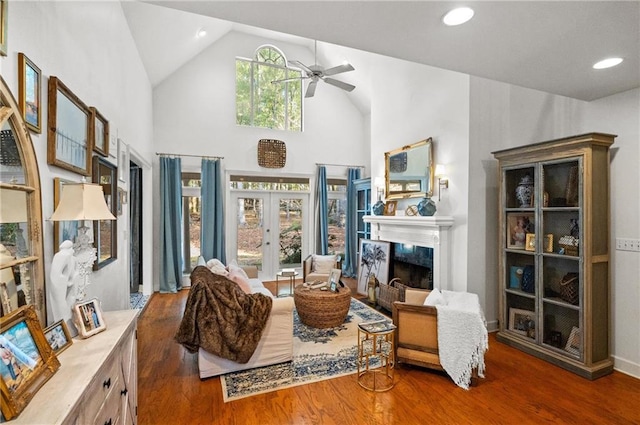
[613,355,640,379]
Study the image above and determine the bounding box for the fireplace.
[392,243,433,289]
[363,215,454,291]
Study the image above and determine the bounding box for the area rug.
[220,298,389,401]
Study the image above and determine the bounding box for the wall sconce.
[435,164,448,201]
[49,182,116,324]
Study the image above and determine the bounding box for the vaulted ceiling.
[124,1,639,109]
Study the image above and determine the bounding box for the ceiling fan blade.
[272,76,306,84]
[323,63,355,76]
[323,77,356,92]
[305,80,318,98]
[288,60,313,74]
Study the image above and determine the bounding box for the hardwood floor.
[137,281,640,425]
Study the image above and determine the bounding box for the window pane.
[255,63,286,130]
[236,60,252,126]
[182,196,201,272]
[328,197,346,258]
[237,198,263,269]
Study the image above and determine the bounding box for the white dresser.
[11,310,138,425]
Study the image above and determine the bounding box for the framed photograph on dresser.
[73,298,106,339]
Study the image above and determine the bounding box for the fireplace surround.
[363,215,454,291]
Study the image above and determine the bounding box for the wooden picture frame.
[507,212,534,249]
[53,177,83,253]
[0,1,7,57]
[508,307,535,339]
[0,305,61,420]
[47,77,92,176]
[383,200,398,216]
[117,138,129,183]
[90,107,109,157]
[72,298,106,339]
[92,156,118,269]
[43,319,73,355]
[18,53,41,133]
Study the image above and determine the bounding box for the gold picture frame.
[0,1,7,57]
[18,52,42,133]
[525,233,536,251]
[90,107,109,157]
[0,305,61,420]
[43,319,73,355]
[383,200,398,216]
[543,234,554,253]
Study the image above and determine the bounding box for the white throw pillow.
[227,260,249,280]
[424,288,446,306]
[206,258,229,276]
[312,255,336,274]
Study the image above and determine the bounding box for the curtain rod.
[156,152,224,160]
[316,162,365,168]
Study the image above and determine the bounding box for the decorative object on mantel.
[405,205,418,216]
[515,174,534,207]
[417,197,437,216]
[372,176,386,215]
[257,139,286,168]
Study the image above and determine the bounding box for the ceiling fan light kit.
[272,40,356,98]
[442,7,475,26]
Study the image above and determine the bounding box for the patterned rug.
[220,298,388,401]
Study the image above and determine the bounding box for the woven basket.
[257,139,286,168]
[294,286,351,328]
[377,278,407,312]
[560,273,579,305]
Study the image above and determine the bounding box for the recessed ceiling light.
[443,7,474,26]
[196,28,207,38]
[593,57,623,69]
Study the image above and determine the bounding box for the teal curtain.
[159,157,183,293]
[200,158,226,264]
[343,168,361,277]
[315,166,329,254]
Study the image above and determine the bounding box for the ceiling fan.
[273,40,356,98]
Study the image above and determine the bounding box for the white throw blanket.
[435,290,489,389]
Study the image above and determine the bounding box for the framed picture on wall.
[53,177,86,253]
[0,1,7,57]
[18,53,42,133]
[90,107,109,157]
[357,239,391,295]
[118,138,129,183]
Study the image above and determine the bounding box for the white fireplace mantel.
[363,215,454,290]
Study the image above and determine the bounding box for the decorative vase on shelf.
[417,197,437,216]
[515,174,534,207]
[372,200,386,215]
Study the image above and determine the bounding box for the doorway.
[129,162,143,293]
[230,191,308,278]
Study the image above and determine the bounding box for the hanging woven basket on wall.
[257,139,286,168]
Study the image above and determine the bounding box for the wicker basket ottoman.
[294,285,352,328]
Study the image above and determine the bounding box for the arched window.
[236,45,302,131]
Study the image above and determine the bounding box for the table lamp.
[50,182,115,302]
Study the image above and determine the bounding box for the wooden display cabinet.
[493,133,615,379]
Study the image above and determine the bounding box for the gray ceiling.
[130,1,639,103]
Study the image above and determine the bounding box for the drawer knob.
[103,378,111,389]
[121,388,128,396]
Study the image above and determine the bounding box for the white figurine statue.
[48,240,79,324]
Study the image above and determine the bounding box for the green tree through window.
[236,45,302,131]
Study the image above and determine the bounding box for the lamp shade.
[0,188,28,223]
[435,164,446,178]
[50,183,116,221]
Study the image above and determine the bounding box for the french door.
[230,191,308,278]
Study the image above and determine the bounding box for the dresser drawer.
[81,354,122,422]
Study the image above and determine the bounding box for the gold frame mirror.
[0,76,46,325]
[384,138,434,200]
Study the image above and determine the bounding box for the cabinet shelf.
[493,132,614,380]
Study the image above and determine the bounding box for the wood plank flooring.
[137,280,640,425]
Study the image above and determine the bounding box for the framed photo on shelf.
[383,200,398,216]
[43,319,73,354]
[0,305,60,421]
[72,298,106,338]
[565,326,581,355]
[18,52,42,133]
[47,77,92,176]
[543,234,554,253]
[525,233,536,251]
[508,307,536,338]
[506,212,534,249]
[90,107,109,157]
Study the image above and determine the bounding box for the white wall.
[152,30,368,290]
[370,55,470,293]
[2,2,154,319]
[583,88,640,377]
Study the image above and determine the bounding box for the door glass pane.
[182,195,201,271]
[328,198,346,258]
[278,198,302,269]
[237,197,263,270]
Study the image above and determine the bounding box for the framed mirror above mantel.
[384,137,434,200]
[0,76,47,325]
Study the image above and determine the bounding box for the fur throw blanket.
[174,266,273,363]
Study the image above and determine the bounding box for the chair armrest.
[336,256,342,270]
[241,265,259,279]
[303,255,313,282]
